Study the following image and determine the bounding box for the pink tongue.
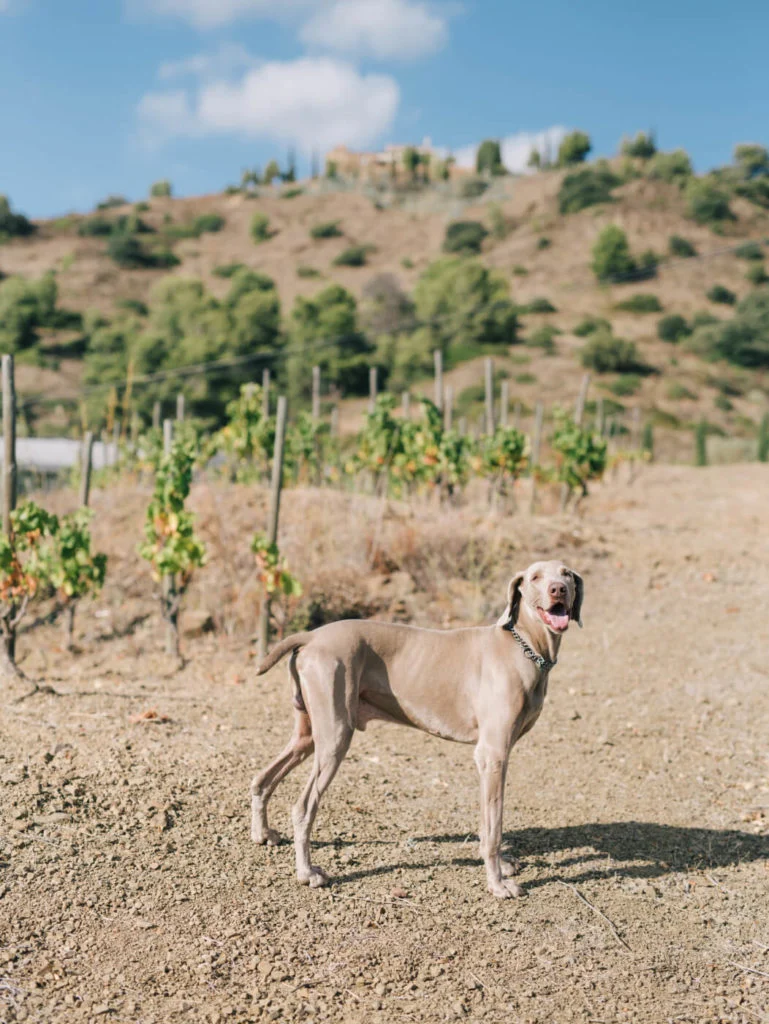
[543,609,569,631]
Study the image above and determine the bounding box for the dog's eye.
[531,573,541,582]
[562,569,572,579]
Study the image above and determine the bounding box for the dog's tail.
[256,631,313,676]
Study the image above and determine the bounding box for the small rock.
[182,610,215,638]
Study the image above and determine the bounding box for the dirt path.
[1,465,768,1024]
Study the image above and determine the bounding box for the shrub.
[686,178,736,226]
[592,225,635,281]
[297,265,320,278]
[117,298,149,316]
[96,195,127,210]
[735,241,764,261]
[488,204,510,240]
[669,234,697,258]
[558,167,620,214]
[0,273,62,352]
[458,178,489,199]
[574,315,610,337]
[443,220,489,255]
[621,132,656,159]
[0,195,35,242]
[608,374,642,396]
[281,188,304,199]
[648,150,693,185]
[557,131,592,167]
[526,325,559,354]
[401,257,414,269]
[333,245,369,267]
[150,180,172,198]
[657,314,691,342]
[250,213,272,243]
[77,216,113,238]
[714,393,733,412]
[537,237,551,250]
[667,382,696,401]
[687,287,769,367]
[707,284,736,305]
[580,327,646,373]
[512,264,528,276]
[746,263,768,285]
[193,213,225,234]
[692,310,720,328]
[476,140,504,176]
[614,293,662,313]
[520,297,557,314]
[213,262,246,278]
[310,220,342,240]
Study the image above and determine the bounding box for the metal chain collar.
[505,624,557,671]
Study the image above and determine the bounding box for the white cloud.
[300,0,448,60]
[455,126,569,174]
[127,0,309,30]
[158,43,258,81]
[138,57,399,152]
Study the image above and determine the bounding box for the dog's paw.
[487,877,525,899]
[298,866,330,889]
[252,826,281,846]
[500,858,521,878]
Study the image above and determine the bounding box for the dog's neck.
[514,603,563,666]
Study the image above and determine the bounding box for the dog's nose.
[548,581,567,601]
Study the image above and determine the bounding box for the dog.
[251,560,583,898]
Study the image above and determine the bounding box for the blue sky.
[0,0,766,219]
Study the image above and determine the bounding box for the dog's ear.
[570,570,585,628]
[497,571,525,628]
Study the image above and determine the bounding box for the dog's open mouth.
[537,603,570,633]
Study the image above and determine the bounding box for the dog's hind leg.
[251,660,315,845]
[291,657,354,888]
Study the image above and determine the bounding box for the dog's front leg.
[474,742,523,899]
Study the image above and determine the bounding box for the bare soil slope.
[3,172,769,444]
[1,464,768,1023]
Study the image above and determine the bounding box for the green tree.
[443,220,489,255]
[288,284,375,400]
[621,132,656,159]
[250,212,272,243]
[412,258,518,360]
[592,225,635,281]
[686,177,735,225]
[647,150,693,186]
[557,131,592,167]
[150,180,173,198]
[580,327,644,373]
[687,287,769,368]
[263,160,282,184]
[558,166,620,213]
[0,195,35,242]
[476,139,504,176]
[734,144,769,178]
[402,147,420,180]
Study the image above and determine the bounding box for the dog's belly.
[357,689,477,744]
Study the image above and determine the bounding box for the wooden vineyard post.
[513,401,521,431]
[330,406,339,437]
[2,355,17,537]
[444,385,454,431]
[176,393,185,423]
[368,367,378,415]
[402,392,411,419]
[79,431,94,507]
[499,380,510,428]
[529,401,544,515]
[152,401,161,430]
[258,396,287,659]
[262,369,271,418]
[596,398,605,436]
[433,350,443,410]
[312,365,321,421]
[1,355,18,674]
[161,419,178,658]
[484,358,495,434]
[575,373,590,426]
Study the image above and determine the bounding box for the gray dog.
[252,560,583,898]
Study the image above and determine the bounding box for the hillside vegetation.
[1,139,768,458]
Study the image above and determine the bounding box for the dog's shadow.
[333,821,769,888]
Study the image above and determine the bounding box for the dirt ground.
[1,464,768,1024]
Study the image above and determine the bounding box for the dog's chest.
[520,671,549,732]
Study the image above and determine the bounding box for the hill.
[1,156,768,460]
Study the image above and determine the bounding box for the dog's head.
[498,560,584,635]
